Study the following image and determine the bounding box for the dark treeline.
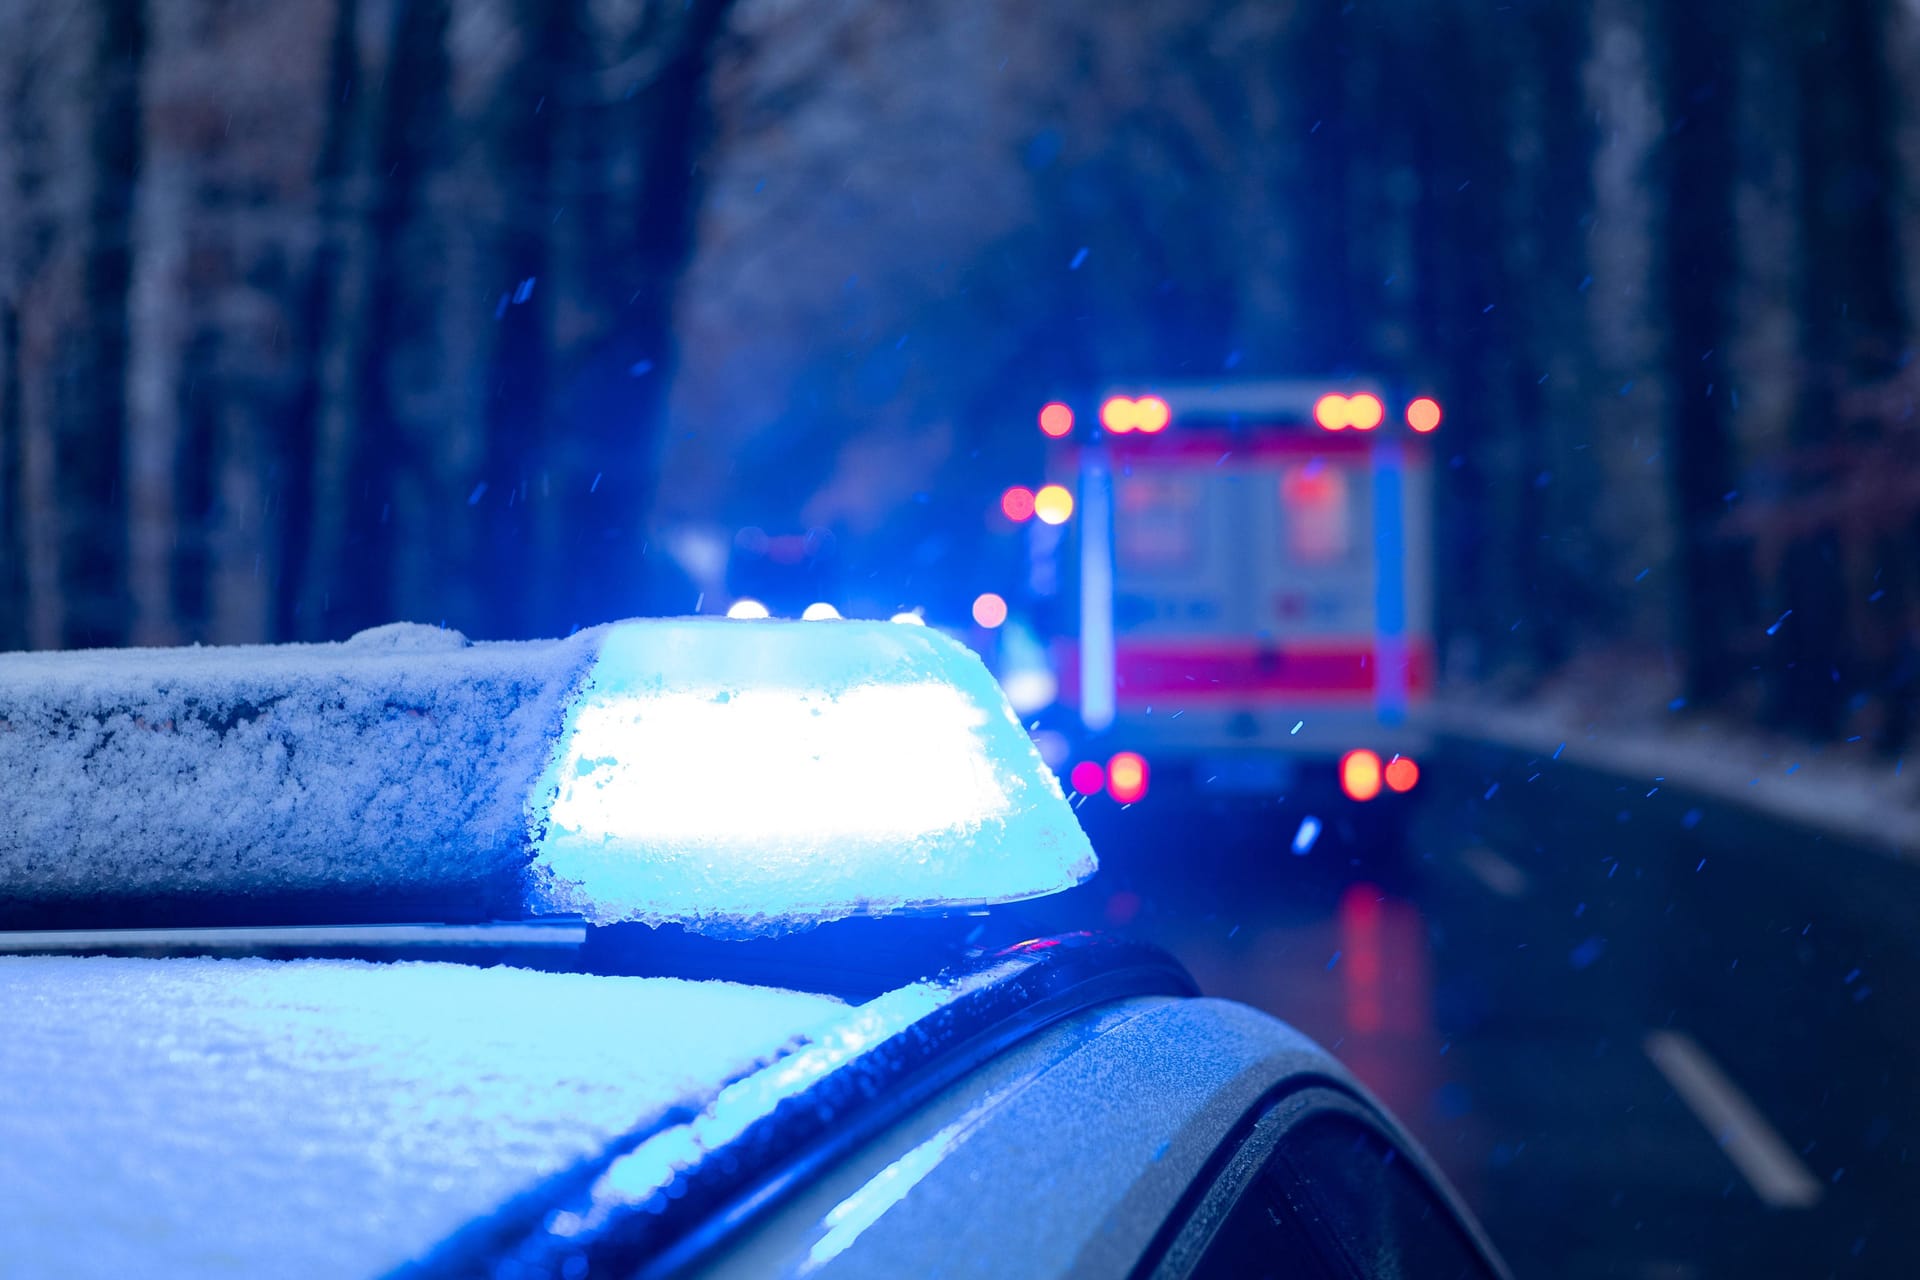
[0,0,731,650]
[1,0,1917,753]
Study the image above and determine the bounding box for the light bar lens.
[530,621,1096,934]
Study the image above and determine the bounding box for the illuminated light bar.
[1313,392,1386,432]
[1339,749,1383,802]
[726,599,771,620]
[1000,486,1036,522]
[800,602,841,621]
[1033,484,1074,525]
[1385,755,1420,792]
[1069,761,1106,796]
[0,620,1096,936]
[1106,751,1149,803]
[1099,395,1172,435]
[971,592,1009,629]
[1038,402,1075,438]
[1406,397,1442,433]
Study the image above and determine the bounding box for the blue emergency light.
[0,618,1096,937]
[526,619,1098,933]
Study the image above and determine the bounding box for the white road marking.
[1459,846,1530,898]
[1643,1030,1824,1209]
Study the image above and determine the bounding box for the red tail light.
[1069,761,1106,796]
[1340,749,1383,802]
[1106,751,1149,803]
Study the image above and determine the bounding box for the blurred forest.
[1,0,1917,753]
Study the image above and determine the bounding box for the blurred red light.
[1340,749,1383,802]
[1349,394,1384,430]
[1107,751,1149,803]
[971,592,1009,628]
[1000,486,1036,522]
[1407,398,1442,432]
[1039,402,1075,437]
[1384,755,1420,792]
[1069,760,1106,795]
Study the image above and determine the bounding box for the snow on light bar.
[0,619,1096,936]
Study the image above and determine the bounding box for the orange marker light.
[1406,398,1442,432]
[971,592,1008,629]
[1136,396,1171,433]
[1340,749,1383,802]
[1039,402,1075,437]
[1000,486,1036,522]
[1033,483,1075,525]
[1107,751,1150,803]
[1100,396,1136,433]
[1314,394,1349,431]
[1349,393,1384,431]
[1384,755,1420,793]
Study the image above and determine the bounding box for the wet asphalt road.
[1035,742,1920,1280]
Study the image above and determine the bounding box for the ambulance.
[1011,381,1440,830]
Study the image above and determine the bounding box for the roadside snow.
[1436,691,1920,860]
[0,956,846,1279]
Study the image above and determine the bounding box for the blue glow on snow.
[577,955,1026,1232]
[0,956,845,1280]
[527,620,1097,933]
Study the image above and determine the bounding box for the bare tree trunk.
[1583,0,1675,651]
[51,0,145,648]
[0,301,22,652]
[1660,0,1741,705]
[1503,2,1600,674]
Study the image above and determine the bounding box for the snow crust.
[0,955,844,1279]
[0,624,597,906]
